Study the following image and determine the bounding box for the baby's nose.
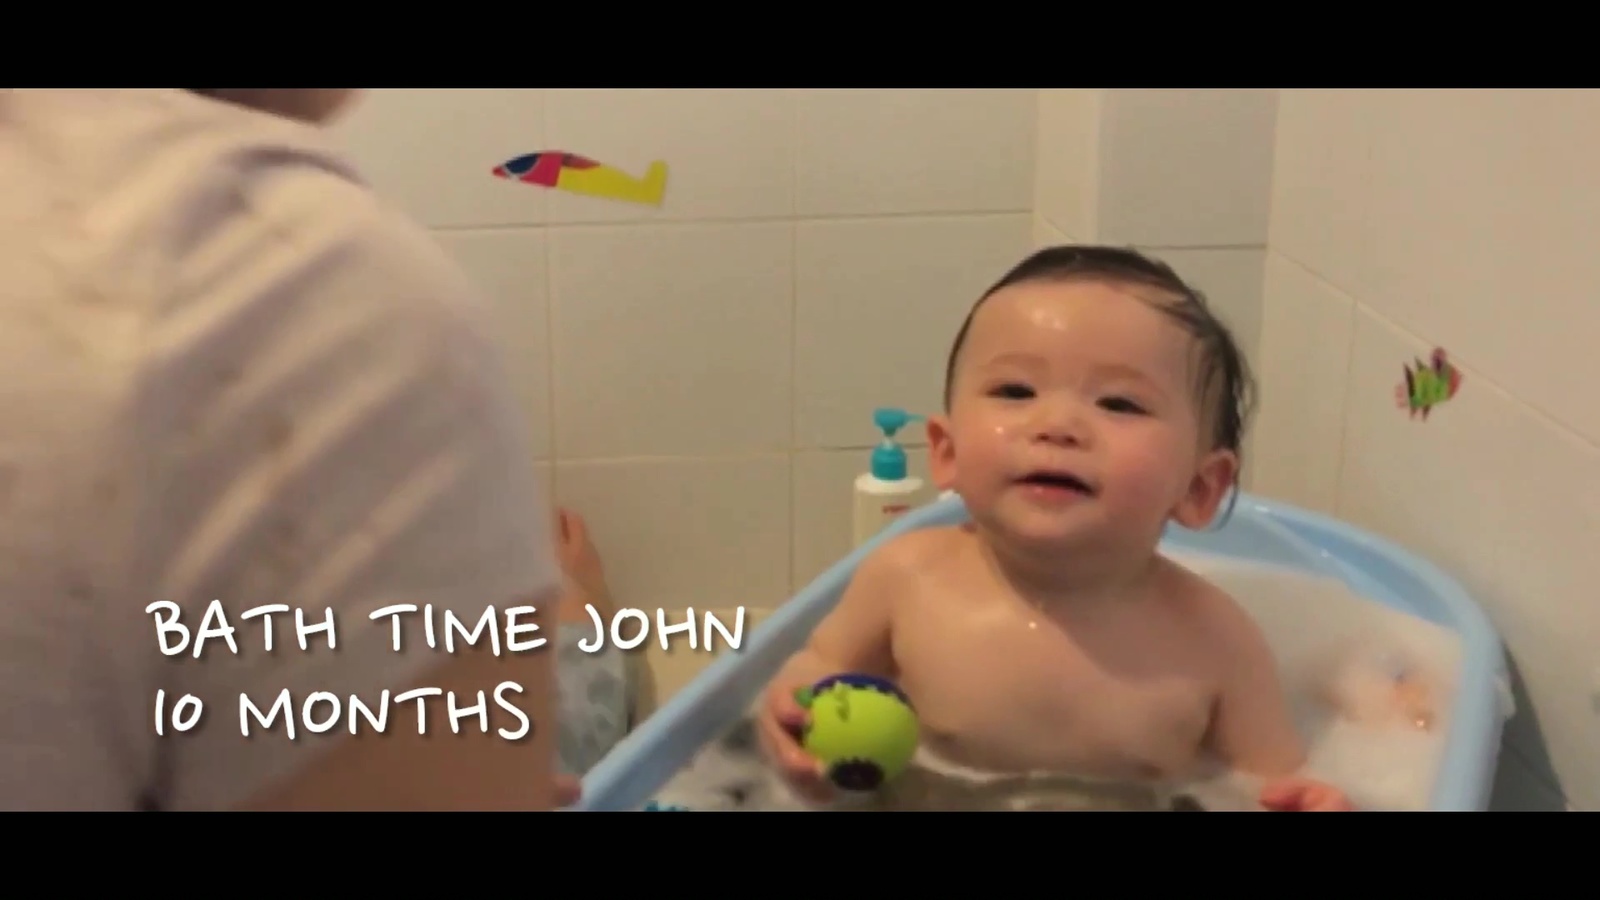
[1031,404,1090,446]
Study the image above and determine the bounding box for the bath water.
[644,552,1463,812]
[1169,550,1460,811]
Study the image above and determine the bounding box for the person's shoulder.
[167,96,479,320]
[13,89,479,333]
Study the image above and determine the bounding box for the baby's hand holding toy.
[794,674,919,791]
[756,678,836,804]
[757,672,920,805]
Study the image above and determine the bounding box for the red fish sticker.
[491,150,667,206]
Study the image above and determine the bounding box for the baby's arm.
[1204,594,1306,776]
[772,540,904,690]
[1202,591,1355,811]
[759,539,908,800]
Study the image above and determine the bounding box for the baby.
[757,245,1353,812]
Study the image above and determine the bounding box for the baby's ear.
[925,415,958,490]
[1171,448,1238,530]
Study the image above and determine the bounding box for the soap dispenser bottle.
[853,407,932,547]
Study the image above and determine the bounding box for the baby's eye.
[1098,396,1147,414]
[988,382,1034,400]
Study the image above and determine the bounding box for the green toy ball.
[795,673,920,792]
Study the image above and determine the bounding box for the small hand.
[555,774,582,808]
[1260,776,1356,812]
[756,680,835,805]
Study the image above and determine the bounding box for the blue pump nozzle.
[869,407,922,481]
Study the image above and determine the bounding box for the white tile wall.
[1033,89,1101,241]
[1249,254,1355,510]
[1360,90,1600,445]
[1037,88,1279,253]
[1033,214,1072,247]
[795,89,1036,217]
[1095,89,1278,248]
[1263,88,1599,810]
[328,88,1039,700]
[331,89,549,228]
[432,229,553,460]
[554,456,793,611]
[793,214,1033,449]
[548,222,793,459]
[1267,89,1371,296]
[543,89,794,224]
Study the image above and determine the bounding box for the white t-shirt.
[0,89,559,810]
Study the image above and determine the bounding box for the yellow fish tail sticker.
[491,150,668,207]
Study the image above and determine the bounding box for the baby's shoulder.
[1155,557,1261,647]
[865,524,977,578]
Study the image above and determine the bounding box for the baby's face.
[929,279,1233,552]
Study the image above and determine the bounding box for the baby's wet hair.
[183,89,350,124]
[942,244,1256,473]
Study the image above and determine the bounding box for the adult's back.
[0,88,562,810]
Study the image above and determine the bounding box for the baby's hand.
[555,774,581,807]
[755,679,835,804]
[1260,776,1356,811]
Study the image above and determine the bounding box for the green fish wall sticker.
[1394,348,1463,421]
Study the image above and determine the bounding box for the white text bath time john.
[143,599,747,741]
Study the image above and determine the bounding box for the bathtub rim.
[1228,496,1509,811]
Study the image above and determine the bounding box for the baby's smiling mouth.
[1016,470,1095,496]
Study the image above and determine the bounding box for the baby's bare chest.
[890,586,1216,779]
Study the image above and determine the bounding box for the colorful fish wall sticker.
[1394,348,1463,420]
[491,151,668,207]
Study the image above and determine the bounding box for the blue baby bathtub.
[574,492,1510,812]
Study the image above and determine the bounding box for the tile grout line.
[786,88,800,594]
[1354,302,1600,454]
[538,93,562,499]
[430,208,1040,234]
[1277,253,1600,456]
